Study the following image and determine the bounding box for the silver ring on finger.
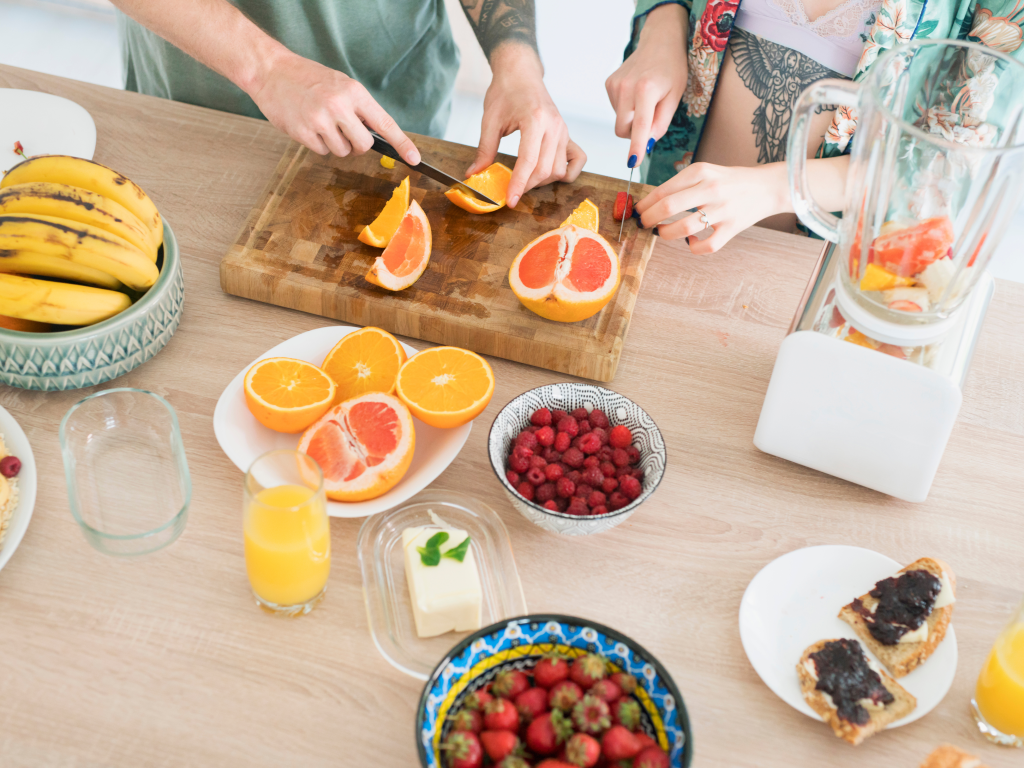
[697,208,710,230]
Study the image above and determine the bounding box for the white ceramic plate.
[739,544,957,727]
[0,89,97,173]
[0,404,37,573]
[213,326,472,518]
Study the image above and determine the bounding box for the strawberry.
[515,686,549,722]
[572,694,611,735]
[534,654,571,689]
[570,653,607,688]
[492,670,531,700]
[565,733,601,768]
[610,672,638,696]
[635,732,659,751]
[589,678,621,704]
[548,679,584,712]
[451,708,484,734]
[464,690,494,711]
[442,730,484,768]
[614,192,634,222]
[480,730,520,762]
[526,710,574,756]
[498,758,531,768]
[484,698,520,732]
[601,725,642,761]
[611,698,641,731]
[634,745,670,768]
[536,761,576,768]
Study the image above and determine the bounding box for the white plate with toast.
[739,545,957,728]
[0,89,97,173]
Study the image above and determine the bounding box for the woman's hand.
[605,3,689,165]
[636,162,791,254]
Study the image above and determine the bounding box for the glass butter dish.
[357,490,527,679]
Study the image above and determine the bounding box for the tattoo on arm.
[459,0,538,60]
[729,28,840,164]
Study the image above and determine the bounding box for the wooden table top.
[1,64,1022,768]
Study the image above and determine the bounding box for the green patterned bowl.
[0,220,184,391]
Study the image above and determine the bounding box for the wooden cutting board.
[220,133,657,381]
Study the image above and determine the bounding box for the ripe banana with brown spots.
[0,273,132,326]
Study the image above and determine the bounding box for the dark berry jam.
[851,570,941,645]
[809,639,894,725]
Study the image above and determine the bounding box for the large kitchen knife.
[369,131,500,207]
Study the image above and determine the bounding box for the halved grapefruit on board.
[365,199,432,291]
[509,224,620,323]
[298,391,415,501]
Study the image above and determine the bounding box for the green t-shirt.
[117,0,460,137]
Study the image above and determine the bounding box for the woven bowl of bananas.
[0,155,183,391]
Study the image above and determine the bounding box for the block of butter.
[402,521,482,638]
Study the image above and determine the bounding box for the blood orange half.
[365,199,432,291]
[297,392,415,502]
[508,224,620,323]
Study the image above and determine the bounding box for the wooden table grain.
[1,65,1021,768]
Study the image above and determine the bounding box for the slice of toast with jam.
[918,744,991,768]
[839,557,956,678]
[797,638,916,745]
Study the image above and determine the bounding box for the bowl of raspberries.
[415,614,692,768]
[488,384,666,535]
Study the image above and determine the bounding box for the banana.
[0,214,159,291]
[0,251,125,291]
[0,182,158,261]
[1,155,163,246]
[0,274,131,326]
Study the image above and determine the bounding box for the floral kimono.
[629,0,1024,186]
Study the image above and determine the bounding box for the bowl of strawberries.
[488,384,666,535]
[415,614,692,768]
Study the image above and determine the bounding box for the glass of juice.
[973,595,1024,747]
[243,450,330,616]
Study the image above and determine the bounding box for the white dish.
[213,326,472,518]
[739,544,957,728]
[0,404,37,573]
[0,89,97,173]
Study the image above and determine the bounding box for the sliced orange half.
[365,199,432,291]
[358,177,410,248]
[560,198,599,231]
[321,326,407,406]
[244,356,337,433]
[445,163,513,214]
[395,346,495,429]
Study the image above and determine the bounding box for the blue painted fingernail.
[652,226,659,237]
[646,138,655,154]
[628,154,638,169]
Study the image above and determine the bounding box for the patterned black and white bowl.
[488,383,666,535]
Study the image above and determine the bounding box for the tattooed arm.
[459,0,586,207]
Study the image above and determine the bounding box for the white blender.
[755,39,1024,502]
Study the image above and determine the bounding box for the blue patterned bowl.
[416,614,693,767]
[488,383,667,535]
[0,220,183,390]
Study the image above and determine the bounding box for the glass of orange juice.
[973,595,1024,747]
[243,450,330,616]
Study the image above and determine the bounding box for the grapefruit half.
[298,391,415,502]
[509,224,620,323]
[365,199,432,291]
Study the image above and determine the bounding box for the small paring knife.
[368,131,500,207]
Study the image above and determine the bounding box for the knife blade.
[368,131,501,207]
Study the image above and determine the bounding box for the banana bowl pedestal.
[0,220,184,391]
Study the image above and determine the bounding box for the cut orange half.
[358,177,410,248]
[365,199,431,291]
[321,326,407,406]
[509,224,620,323]
[298,392,415,501]
[445,163,513,214]
[395,346,495,429]
[244,357,337,433]
[560,198,599,231]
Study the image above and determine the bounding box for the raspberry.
[545,463,564,482]
[583,456,600,469]
[608,425,632,449]
[579,433,602,455]
[590,505,608,516]
[601,476,619,494]
[512,444,534,460]
[619,475,642,500]
[554,432,571,452]
[582,466,604,488]
[608,491,629,510]
[572,435,586,451]
[615,466,633,478]
[576,484,594,499]
[612,448,630,467]
[567,470,583,485]
[626,446,641,464]
[571,408,589,420]
[589,409,610,429]
[526,467,546,486]
[517,430,540,450]
[577,418,592,435]
[600,461,617,477]
[562,447,585,468]
[517,482,536,501]
[554,497,568,512]
[543,500,560,511]
[525,424,539,433]
[541,447,561,463]
[632,468,645,482]
[529,455,547,470]
[597,446,614,462]
[556,477,576,498]
[567,502,589,516]
[510,454,530,473]
[530,408,553,427]
[588,491,607,508]
[557,417,579,438]
[536,482,557,503]
[536,426,555,447]
[552,409,569,423]
[592,428,609,446]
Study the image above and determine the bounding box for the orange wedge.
[396,346,495,429]
[365,200,432,291]
[244,357,337,433]
[445,163,513,214]
[358,177,410,247]
[560,198,599,231]
[321,326,407,406]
